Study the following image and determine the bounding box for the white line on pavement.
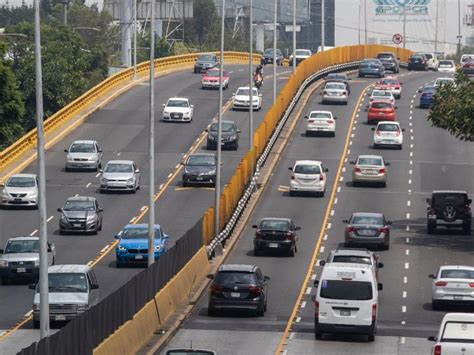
[305,287,312,295]
[95,172,101,177]
[301,301,307,308]
[406,249,410,256]
[404,276,408,284]
[86,182,91,188]
[405,262,409,269]
[406,213,410,219]
[47,216,54,222]
[327,223,332,230]
[30,230,38,236]
[403,291,407,298]
[320,246,325,253]
[402,306,407,313]
[100,245,109,253]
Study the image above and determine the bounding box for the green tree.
[0,43,25,148]
[427,71,474,141]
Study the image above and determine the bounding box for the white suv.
[419,52,438,71]
[289,160,328,197]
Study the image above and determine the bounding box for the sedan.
[429,265,474,310]
[358,58,385,78]
[181,153,217,187]
[0,174,38,209]
[261,48,284,65]
[437,60,455,73]
[343,212,392,250]
[201,68,229,90]
[367,101,396,124]
[194,53,218,73]
[305,110,337,137]
[434,77,456,87]
[374,76,402,99]
[418,85,437,109]
[325,73,351,95]
[206,120,240,150]
[462,58,474,76]
[232,87,262,111]
[289,160,328,197]
[369,89,395,105]
[351,155,390,187]
[162,97,194,122]
[64,140,102,171]
[372,121,405,150]
[58,196,103,235]
[100,160,140,193]
[408,54,428,71]
[321,82,348,105]
[252,217,300,256]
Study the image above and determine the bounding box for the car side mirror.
[342,219,349,223]
[387,220,393,225]
[191,105,194,108]
[428,273,436,279]
[252,224,258,228]
[237,130,242,133]
[204,129,209,132]
[64,149,68,153]
[319,260,326,266]
[114,234,120,239]
[232,93,236,96]
[428,336,437,342]
[304,115,308,119]
[395,106,398,109]
[295,226,301,231]
[377,262,384,268]
[207,274,214,280]
[91,284,99,290]
[324,168,328,172]
[57,208,62,212]
[385,162,391,166]
[349,161,356,165]
[259,94,262,97]
[371,127,375,131]
[426,198,432,204]
[378,283,383,291]
[334,117,338,120]
[0,249,3,254]
[468,199,472,204]
[98,208,104,212]
[417,88,422,93]
[98,149,102,153]
[29,284,36,290]
[402,128,406,132]
[264,276,270,281]
[98,169,103,173]
[400,82,403,85]
[288,167,293,171]
[135,169,140,173]
[314,280,319,287]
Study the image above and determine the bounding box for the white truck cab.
[314,263,382,341]
[428,313,474,355]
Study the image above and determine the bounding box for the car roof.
[48,264,92,273]
[188,153,215,158]
[321,263,374,279]
[442,313,474,322]
[259,217,292,223]
[65,196,96,202]
[71,140,96,144]
[357,154,383,159]
[351,212,384,218]
[105,160,134,165]
[218,264,258,273]
[309,110,332,114]
[377,52,395,55]
[9,173,37,178]
[236,86,256,90]
[333,248,374,257]
[432,190,468,195]
[123,223,162,230]
[7,236,40,241]
[376,121,400,125]
[439,265,474,271]
[168,97,189,101]
[294,160,322,165]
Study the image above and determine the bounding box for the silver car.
[0,174,38,208]
[351,155,390,187]
[64,140,102,171]
[100,160,140,193]
[321,82,348,105]
[58,196,103,235]
[430,265,474,310]
[0,236,55,284]
[343,212,391,250]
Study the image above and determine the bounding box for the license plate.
[365,170,377,175]
[55,315,66,321]
[358,230,375,236]
[196,177,203,181]
[135,255,144,260]
[269,243,279,248]
[453,295,463,300]
[340,310,351,316]
[73,223,82,227]
[14,198,22,202]
[230,292,240,298]
[17,267,26,273]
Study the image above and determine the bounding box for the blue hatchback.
[115,224,169,267]
[419,85,437,109]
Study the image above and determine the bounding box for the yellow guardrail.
[202,44,413,244]
[0,51,262,176]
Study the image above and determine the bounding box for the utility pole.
[133,0,137,78]
[34,0,50,342]
[273,0,277,104]
[214,0,226,242]
[63,0,68,26]
[364,0,367,44]
[457,0,462,58]
[358,0,361,45]
[434,0,439,53]
[292,0,296,70]
[403,3,407,50]
[148,0,155,267]
[249,0,254,150]
[321,0,325,50]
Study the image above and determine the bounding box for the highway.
[0,64,291,354]
[163,69,474,354]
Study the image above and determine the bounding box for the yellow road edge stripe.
[0,315,33,342]
[274,84,371,354]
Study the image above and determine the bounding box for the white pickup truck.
[429,313,474,355]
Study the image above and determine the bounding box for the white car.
[305,111,336,137]
[429,265,474,310]
[100,160,140,193]
[437,60,456,73]
[0,174,38,208]
[434,77,456,88]
[369,90,395,105]
[232,87,262,111]
[64,140,102,171]
[289,160,328,197]
[162,97,194,122]
[289,49,312,65]
[372,121,404,149]
[428,313,474,355]
[321,82,348,105]
[419,52,438,71]
[460,54,474,65]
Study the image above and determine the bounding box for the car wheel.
[98,221,102,231]
[116,261,123,268]
[315,331,323,340]
[52,256,56,265]
[384,243,390,251]
[368,334,375,342]
[33,320,40,329]
[352,181,359,187]
[59,229,65,235]
[427,223,436,234]
[398,144,403,150]
[256,304,265,317]
[381,181,387,188]
[289,190,295,197]
[331,131,335,137]
[374,144,379,149]
[264,301,267,312]
[208,308,217,317]
[65,167,70,172]
[92,228,98,236]
[463,222,471,235]
[233,142,239,151]
[1,277,9,285]
[432,300,441,311]
[254,248,261,257]
[206,143,213,150]
[288,245,295,257]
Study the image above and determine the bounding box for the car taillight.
[379,168,385,173]
[307,119,315,123]
[372,303,377,322]
[327,120,334,124]
[354,167,361,173]
[435,281,448,287]
[211,284,223,293]
[378,227,389,233]
[249,285,262,294]
[395,86,400,90]
[469,283,474,288]
[395,130,401,136]
[434,344,441,355]
[375,130,381,136]
[315,300,319,319]
[319,175,324,181]
[346,226,357,233]
[291,174,295,180]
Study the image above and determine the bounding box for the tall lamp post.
[292,0,296,70]
[148,0,155,267]
[272,0,277,104]
[248,0,254,150]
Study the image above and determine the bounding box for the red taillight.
[378,168,385,174]
[249,285,262,294]
[435,281,448,287]
[346,226,358,233]
[469,283,474,288]
[378,227,389,233]
[315,300,319,319]
[307,119,315,123]
[395,86,400,90]
[354,167,361,173]
[327,120,334,124]
[319,175,324,181]
[291,174,295,180]
[395,130,401,136]
[372,303,377,322]
[434,344,441,355]
[211,284,223,293]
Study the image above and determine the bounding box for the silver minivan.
[30,264,99,328]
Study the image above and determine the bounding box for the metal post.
[133,0,137,78]
[321,0,325,50]
[292,0,296,70]
[272,0,277,104]
[148,0,155,267]
[63,2,68,26]
[457,0,462,58]
[434,0,439,53]
[249,0,254,150]
[214,0,226,241]
[403,3,406,50]
[34,0,50,341]
[364,0,367,44]
[358,0,361,45]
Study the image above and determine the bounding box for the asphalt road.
[164,69,473,354]
[0,64,291,354]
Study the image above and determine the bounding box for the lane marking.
[278,185,290,192]
[406,213,410,219]
[407,200,411,206]
[30,230,38,236]
[86,182,91,188]
[402,305,407,313]
[406,249,410,256]
[403,291,407,298]
[305,287,312,295]
[95,172,101,178]
[405,262,409,269]
[404,276,408,284]
[100,245,109,253]
[295,316,301,323]
[319,246,325,253]
[301,301,306,308]
[47,216,54,222]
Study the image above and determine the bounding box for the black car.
[376,52,400,73]
[358,58,385,78]
[427,191,472,234]
[261,48,284,65]
[252,217,300,256]
[206,120,240,151]
[194,54,218,73]
[181,153,217,187]
[207,264,270,316]
[325,73,351,95]
[58,196,103,235]
[408,54,428,71]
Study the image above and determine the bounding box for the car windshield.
[104,163,133,173]
[436,79,454,85]
[422,53,433,59]
[377,124,399,132]
[371,102,392,109]
[236,88,258,96]
[439,61,453,67]
[5,240,39,253]
[320,280,373,300]
[197,55,215,62]
[332,256,372,265]
[6,176,36,187]
[432,193,467,208]
[440,269,474,279]
[294,164,321,174]
[69,143,95,153]
[325,83,345,90]
[423,87,436,94]
[295,50,311,56]
[377,53,394,59]
[259,219,289,231]
[327,74,346,81]
[47,273,88,293]
[210,122,235,133]
[167,100,189,108]
[206,71,226,78]
[214,271,256,285]
[309,112,331,119]
[441,322,474,343]
[121,227,162,239]
[63,200,96,211]
[351,215,384,225]
[380,79,398,85]
[264,49,280,55]
[187,155,215,166]
[358,157,382,166]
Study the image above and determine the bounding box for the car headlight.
[229,134,237,140]
[100,177,107,184]
[34,259,40,266]
[27,190,38,197]
[209,168,216,175]
[117,245,126,251]
[88,156,96,161]
[86,214,96,221]
[60,214,68,222]
[163,110,170,115]
[77,304,89,311]
[66,155,74,162]
[127,178,134,183]
[154,245,161,252]
[0,260,8,267]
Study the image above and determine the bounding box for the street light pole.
[34,0,50,340]
[133,0,137,79]
[248,0,254,150]
[403,3,407,50]
[273,0,277,104]
[434,0,439,53]
[214,0,226,242]
[321,0,325,50]
[457,0,462,58]
[148,0,155,267]
[364,0,367,44]
[292,0,296,70]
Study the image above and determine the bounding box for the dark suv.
[376,52,400,73]
[194,54,218,73]
[427,191,472,234]
[252,217,300,256]
[207,264,270,316]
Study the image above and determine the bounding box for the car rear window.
[372,91,391,97]
[423,87,436,94]
[332,256,372,265]
[259,219,289,231]
[423,53,433,59]
[320,280,373,300]
[377,123,399,131]
[325,83,345,90]
[294,164,321,174]
[215,272,256,285]
[380,79,398,85]
[432,193,467,208]
[357,157,382,166]
[439,60,453,67]
[441,322,474,343]
[440,269,474,279]
[377,53,394,59]
[351,215,383,225]
[309,112,331,119]
[371,102,392,109]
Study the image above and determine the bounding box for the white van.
[314,263,382,341]
[428,313,474,355]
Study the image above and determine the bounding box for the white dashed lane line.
[95,172,101,178]
[46,216,54,222]
[86,182,91,188]
[30,230,38,236]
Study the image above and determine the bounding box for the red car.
[374,76,402,99]
[367,101,396,124]
[201,68,229,90]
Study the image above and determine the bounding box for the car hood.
[196,60,216,65]
[34,292,89,305]
[185,165,216,175]
[118,238,164,249]
[235,95,258,101]
[1,252,39,262]
[208,131,236,138]
[203,76,227,81]
[3,186,36,194]
[164,107,191,113]
[102,172,134,180]
[62,210,95,219]
[67,153,96,159]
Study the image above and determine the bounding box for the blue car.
[419,85,437,109]
[115,224,169,267]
